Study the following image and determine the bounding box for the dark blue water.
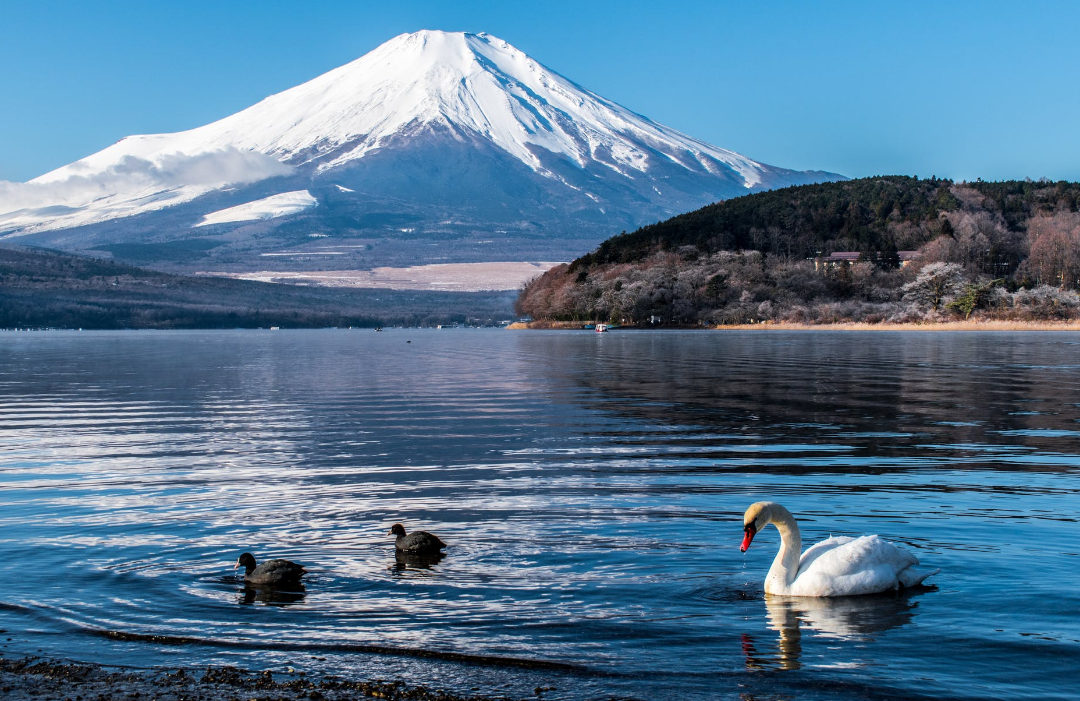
[1,329,1078,700]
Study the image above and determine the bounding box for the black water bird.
[388,523,446,555]
[234,552,306,586]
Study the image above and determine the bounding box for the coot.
[234,552,306,586]
[388,524,446,555]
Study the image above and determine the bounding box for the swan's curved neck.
[764,505,802,595]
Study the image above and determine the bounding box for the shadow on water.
[742,589,930,671]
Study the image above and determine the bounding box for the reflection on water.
[0,329,1078,701]
[392,550,446,574]
[744,592,923,671]
[240,583,307,606]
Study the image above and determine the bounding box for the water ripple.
[0,330,1078,700]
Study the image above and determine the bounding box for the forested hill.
[573,176,1080,267]
[0,247,514,329]
[517,177,1080,326]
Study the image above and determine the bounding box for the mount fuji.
[0,31,843,272]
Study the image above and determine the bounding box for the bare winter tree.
[1019,213,1080,289]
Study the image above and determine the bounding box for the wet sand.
[0,655,532,701]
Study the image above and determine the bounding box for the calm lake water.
[1,329,1078,700]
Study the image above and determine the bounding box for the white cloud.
[0,148,292,215]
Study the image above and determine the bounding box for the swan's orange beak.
[740,524,756,552]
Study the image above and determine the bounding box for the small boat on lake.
[595,323,608,332]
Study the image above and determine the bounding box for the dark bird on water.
[388,523,446,555]
[234,552,306,585]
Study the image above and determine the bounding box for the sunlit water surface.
[1,330,1078,700]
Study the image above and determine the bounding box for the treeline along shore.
[0,247,516,329]
[516,176,1080,326]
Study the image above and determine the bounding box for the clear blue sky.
[2,0,1077,183]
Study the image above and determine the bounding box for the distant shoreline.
[509,320,1080,331]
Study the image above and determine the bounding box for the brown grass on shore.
[717,319,1080,331]
[508,319,1080,331]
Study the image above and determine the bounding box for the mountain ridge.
[0,30,844,272]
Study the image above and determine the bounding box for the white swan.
[740,501,938,597]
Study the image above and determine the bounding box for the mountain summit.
[1,31,843,269]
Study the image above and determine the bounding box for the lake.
[0,329,1078,700]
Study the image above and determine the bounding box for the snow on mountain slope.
[0,30,843,238]
[195,190,317,227]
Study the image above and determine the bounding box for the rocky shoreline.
[0,655,539,701]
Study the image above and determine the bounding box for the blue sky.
[2,0,1077,183]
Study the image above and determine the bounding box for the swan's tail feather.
[899,566,939,588]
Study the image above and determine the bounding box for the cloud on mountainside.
[0,148,291,215]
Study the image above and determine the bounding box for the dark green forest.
[0,247,515,329]
[576,176,1080,269]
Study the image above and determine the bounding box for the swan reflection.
[743,592,920,671]
[239,583,306,606]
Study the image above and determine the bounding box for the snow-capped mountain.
[0,31,843,269]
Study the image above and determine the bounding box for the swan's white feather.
[796,535,856,572]
[898,565,941,588]
[787,535,925,597]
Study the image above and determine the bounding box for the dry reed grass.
[717,319,1080,331]
[509,319,1080,331]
